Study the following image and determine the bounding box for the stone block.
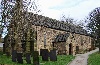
[26,53,31,64]
[49,49,57,61]
[3,44,5,54]
[40,49,43,56]
[33,51,39,65]
[17,53,23,64]
[41,49,48,61]
[12,50,17,62]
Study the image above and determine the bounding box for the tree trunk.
[99,40,100,52]
[0,34,1,42]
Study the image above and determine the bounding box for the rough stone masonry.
[4,11,95,55]
[25,12,94,55]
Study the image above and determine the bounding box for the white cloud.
[0,0,100,21]
[38,0,64,9]
[62,0,100,20]
[37,0,100,21]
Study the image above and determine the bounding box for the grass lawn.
[0,52,75,65]
[88,52,100,65]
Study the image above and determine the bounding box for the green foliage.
[88,52,100,65]
[39,55,75,65]
[86,7,100,50]
[86,7,100,37]
[0,53,31,65]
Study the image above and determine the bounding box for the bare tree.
[0,0,40,58]
[0,0,39,36]
[60,14,77,25]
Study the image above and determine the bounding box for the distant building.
[0,43,3,47]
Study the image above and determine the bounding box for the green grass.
[88,52,100,65]
[39,55,75,65]
[0,52,31,65]
[0,52,75,65]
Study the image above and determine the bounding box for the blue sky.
[37,0,100,21]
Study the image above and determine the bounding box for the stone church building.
[26,12,94,55]
[4,12,94,55]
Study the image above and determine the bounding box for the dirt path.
[68,48,99,65]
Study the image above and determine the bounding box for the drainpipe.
[44,31,46,48]
[0,27,2,42]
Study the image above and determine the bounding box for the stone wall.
[28,12,94,55]
[32,25,66,54]
[5,11,94,55]
[31,24,93,55]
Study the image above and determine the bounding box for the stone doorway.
[69,43,73,55]
[76,46,79,54]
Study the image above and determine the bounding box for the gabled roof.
[23,11,88,35]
